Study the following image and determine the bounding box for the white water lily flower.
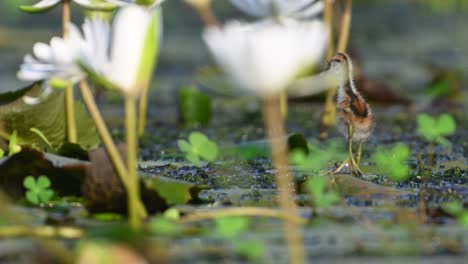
[105,0,165,8]
[17,36,84,104]
[78,6,162,96]
[20,0,116,13]
[229,0,323,19]
[203,20,327,96]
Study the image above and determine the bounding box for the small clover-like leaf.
[37,176,51,189]
[186,152,201,167]
[26,191,40,205]
[199,141,218,161]
[179,132,218,166]
[374,143,410,182]
[189,132,209,150]
[215,216,249,239]
[23,176,37,190]
[437,113,456,136]
[38,190,54,203]
[177,140,192,153]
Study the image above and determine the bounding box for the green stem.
[137,85,149,137]
[62,0,77,144]
[262,96,305,264]
[126,95,142,230]
[79,80,148,219]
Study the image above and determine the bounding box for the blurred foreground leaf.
[0,89,100,152]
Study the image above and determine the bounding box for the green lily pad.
[0,89,100,152]
[145,176,210,205]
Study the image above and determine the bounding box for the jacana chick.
[329,53,374,176]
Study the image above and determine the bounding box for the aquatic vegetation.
[23,175,55,205]
[373,143,411,182]
[0,0,467,263]
[7,131,22,156]
[417,113,456,147]
[443,201,468,228]
[178,132,219,166]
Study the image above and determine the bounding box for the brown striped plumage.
[329,53,374,176]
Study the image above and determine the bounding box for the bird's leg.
[345,124,364,176]
[333,123,354,174]
[356,141,363,165]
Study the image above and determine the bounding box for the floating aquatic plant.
[178,132,219,167]
[23,175,55,205]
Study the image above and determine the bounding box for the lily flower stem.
[79,80,148,220]
[320,0,352,139]
[137,86,149,137]
[192,2,219,27]
[262,96,305,264]
[279,91,288,118]
[125,95,142,230]
[62,0,77,143]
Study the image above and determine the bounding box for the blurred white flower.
[105,0,165,8]
[79,6,162,96]
[229,0,323,19]
[20,0,117,13]
[17,35,84,104]
[203,20,327,96]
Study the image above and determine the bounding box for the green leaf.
[442,201,463,215]
[19,0,61,13]
[146,176,209,205]
[373,143,410,182]
[38,189,54,203]
[186,152,201,167]
[233,240,264,259]
[30,128,53,149]
[23,176,36,190]
[459,212,468,228]
[178,86,212,127]
[417,114,437,141]
[36,175,51,189]
[0,90,100,151]
[214,216,249,239]
[0,149,4,158]
[177,139,192,153]
[437,113,456,135]
[149,217,180,236]
[288,133,309,154]
[189,132,209,150]
[8,131,22,156]
[163,208,181,221]
[199,141,218,162]
[26,191,39,205]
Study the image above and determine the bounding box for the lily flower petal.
[203,20,327,96]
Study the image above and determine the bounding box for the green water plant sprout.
[23,175,55,205]
[373,143,411,182]
[416,113,456,165]
[178,132,219,166]
[443,201,468,228]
